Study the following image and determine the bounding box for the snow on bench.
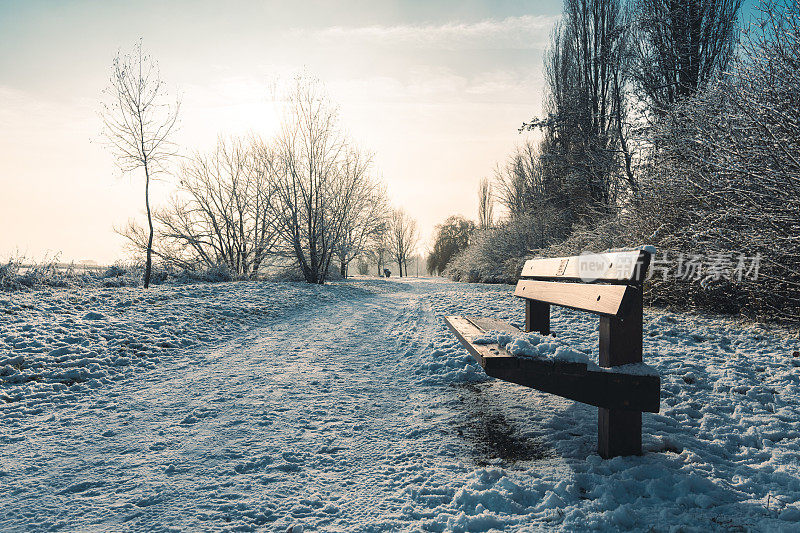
[445,248,660,458]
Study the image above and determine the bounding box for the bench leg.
[525,300,550,335]
[598,287,644,458]
[598,408,642,458]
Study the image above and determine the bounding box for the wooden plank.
[443,315,660,413]
[444,315,582,372]
[520,250,651,283]
[464,316,521,335]
[487,361,660,413]
[444,315,514,368]
[514,280,632,317]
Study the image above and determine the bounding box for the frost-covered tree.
[426,216,475,275]
[631,0,800,320]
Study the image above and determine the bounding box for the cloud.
[305,15,558,51]
[319,66,545,109]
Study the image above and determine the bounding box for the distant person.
[383,268,391,278]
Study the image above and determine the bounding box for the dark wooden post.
[525,299,550,335]
[598,286,643,458]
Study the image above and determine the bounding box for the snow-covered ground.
[1,277,799,532]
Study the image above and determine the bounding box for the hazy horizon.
[0,0,565,265]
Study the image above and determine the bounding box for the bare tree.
[370,221,391,276]
[629,0,742,115]
[122,137,279,277]
[477,177,494,230]
[388,208,419,278]
[267,76,378,284]
[494,140,546,217]
[101,40,180,288]
[333,172,388,278]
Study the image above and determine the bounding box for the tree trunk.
[251,250,263,280]
[144,168,153,289]
[340,261,346,278]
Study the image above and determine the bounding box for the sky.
[0,0,563,264]
[0,0,759,265]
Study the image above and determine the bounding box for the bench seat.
[445,315,660,413]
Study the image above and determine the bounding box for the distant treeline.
[434,0,800,323]
[19,263,105,272]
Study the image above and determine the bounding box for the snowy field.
[1,277,799,532]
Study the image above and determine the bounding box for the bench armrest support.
[525,300,550,335]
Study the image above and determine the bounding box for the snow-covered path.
[2,278,799,531]
[2,280,519,531]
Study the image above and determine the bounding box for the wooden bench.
[444,249,659,458]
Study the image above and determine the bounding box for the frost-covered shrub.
[103,265,127,278]
[444,230,522,284]
[99,262,142,287]
[0,257,82,290]
[267,262,343,283]
[326,267,343,281]
[619,1,800,322]
[0,260,22,290]
[18,260,70,288]
[149,269,168,285]
[94,262,140,287]
[445,211,568,284]
[534,218,630,258]
[267,264,306,282]
[202,263,233,283]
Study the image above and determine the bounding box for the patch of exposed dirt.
[451,382,551,465]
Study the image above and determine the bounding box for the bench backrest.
[514,250,651,318]
[515,248,653,370]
